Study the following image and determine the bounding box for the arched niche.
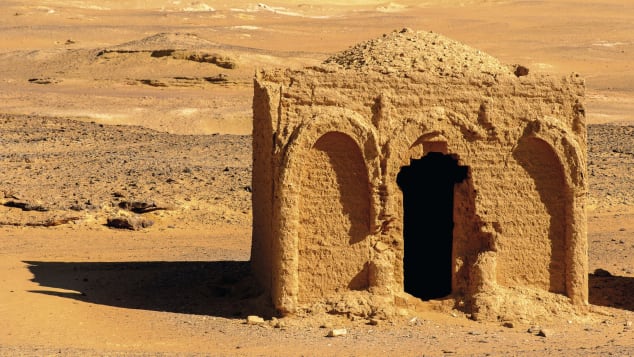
[297,132,372,303]
[271,109,381,313]
[518,118,588,304]
[502,137,567,293]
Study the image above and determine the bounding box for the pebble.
[327,328,347,337]
[502,322,515,328]
[527,326,541,334]
[594,268,613,277]
[246,315,265,325]
[537,328,553,337]
[106,216,154,230]
[373,241,389,252]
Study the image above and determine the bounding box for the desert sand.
[0,0,632,355]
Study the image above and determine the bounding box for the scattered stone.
[373,241,389,252]
[594,268,613,277]
[0,216,81,228]
[1,190,20,199]
[28,77,60,85]
[246,315,265,325]
[118,201,158,213]
[269,318,285,329]
[203,74,228,83]
[368,319,379,326]
[27,217,81,227]
[138,79,167,87]
[106,216,154,230]
[4,201,48,212]
[513,64,529,77]
[326,328,347,337]
[119,201,173,213]
[537,328,553,337]
[69,204,84,211]
[502,322,515,328]
[468,331,482,336]
[527,325,541,334]
[625,320,632,328]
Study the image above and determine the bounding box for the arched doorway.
[397,152,468,300]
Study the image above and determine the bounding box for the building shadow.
[589,273,634,312]
[23,260,274,318]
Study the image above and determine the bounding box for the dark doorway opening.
[397,152,468,300]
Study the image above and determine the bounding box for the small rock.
[625,320,632,328]
[513,64,529,77]
[106,216,154,230]
[118,201,158,213]
[69,204,84,211]
[368,319,379,326]
[246,315,265,325]
[594,268,613,277]
[502,322,515,328]
[327,328,347,337]
[4,201,48,212]
[271,318,286,329]
[468,331,482,335]
[373,241,389,252]
[537,328,553,337]
[527,325,541,334]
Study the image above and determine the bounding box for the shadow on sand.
[25,262,633,316]
[589,273,634,312]
[24,260,274,318]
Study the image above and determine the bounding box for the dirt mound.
[110,32,218,52]
[324,28,512,77]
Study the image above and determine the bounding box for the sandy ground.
[0,0,633,355]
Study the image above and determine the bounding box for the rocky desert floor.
[0,0,633,355]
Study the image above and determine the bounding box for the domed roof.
[324,28,512,78]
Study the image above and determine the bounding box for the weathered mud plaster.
[251,29,588,320]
